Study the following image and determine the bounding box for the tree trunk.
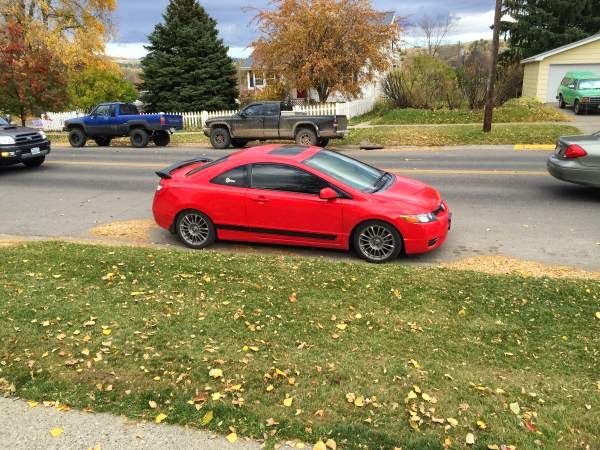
[315,83,330,103]
[20,106,26,127]
[483,0,502,133]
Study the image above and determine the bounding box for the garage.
[546,63,600,102]
[521,34,600,103]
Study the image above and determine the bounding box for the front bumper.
[0,140,51,166]
[547,155,600,187]
[401,206,452,254]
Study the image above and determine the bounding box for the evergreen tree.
[501,0,600,61]
[140,0,238,112]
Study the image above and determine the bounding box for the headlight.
[398,212,437,223]
[0,136,15,145]
[39,131,46,139]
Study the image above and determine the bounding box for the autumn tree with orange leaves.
[252,0,399,102]
[0,22,69,125]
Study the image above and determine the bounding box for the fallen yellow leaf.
[447,417,458,427]
[313,441,326,450]
[226,432,237,443]
[102,328,111,336]
[27,400,38,408]
[209,368,223,378]
[200,410,214,425]
[325,438,337,450]
[155,413,167,424]
[50,428,63,437]
[509,402,520,415]
[466,433,475,445]
[148,400,157,409]
[595,312,600,320]
[477,420,487,429]
[336,323,347,330]
[283,396,293,407]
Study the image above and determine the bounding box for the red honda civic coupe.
[152,145,451,263]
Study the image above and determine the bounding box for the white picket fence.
[42,98,376,132]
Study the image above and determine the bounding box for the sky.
[106,0,497,60]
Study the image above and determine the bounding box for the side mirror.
[319,187,338,200]
[568,84,576,89]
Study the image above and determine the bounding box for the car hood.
[373,175,442,213]
[0,125,40,137]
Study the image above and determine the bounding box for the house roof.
[381,11,396,25]
[236,55,254,70]
[521,33,600,63]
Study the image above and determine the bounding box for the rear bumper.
[0,140,51,166]
[547,156,600,187]
[401,209,451,255]
[320,129,347,139]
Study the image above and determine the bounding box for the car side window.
[244,104,263,116]
[211,165,249,187]
[95,105,111,117]
[251,163,329,195]
[263,104,279,116]
[120,104,139,115]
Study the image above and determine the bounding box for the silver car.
[547,133,600,187]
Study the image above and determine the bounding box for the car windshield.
[304,150,387,192]
[579,79,600,89]
[0,117,8,125]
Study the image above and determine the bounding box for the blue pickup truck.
[64,102,183,148]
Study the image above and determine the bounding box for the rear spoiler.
[156,157,214,179]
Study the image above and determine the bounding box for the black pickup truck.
[0,117,50,168]
[203,101,348,149]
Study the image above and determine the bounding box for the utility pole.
[483,0,502,132]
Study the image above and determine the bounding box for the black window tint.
[263,103,279,116]
[211,165,248,187]
[120,104,139,115]
[251,164,328,195]
[244,104,263,116]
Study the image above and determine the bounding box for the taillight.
[564,144,587,159]
[160,115,166,126]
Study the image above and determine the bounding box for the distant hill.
[111,57,143,84]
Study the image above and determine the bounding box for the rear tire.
[317,138,330,147]
[353,220,402,264]
[153,130,171,147]
[22,156,45,168]
[130,128,149,148]
[175,210,216,249]
[94,137,112,147]
[295,127,318,146]
[231,139,249,148]
[210,127,231,149]
[558,95,566,109]
[68,128,87,148]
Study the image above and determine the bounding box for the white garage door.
[547,63,600,102]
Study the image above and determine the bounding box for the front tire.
[153,130,171,147]
[22,156,45,168]
[68,128,87,147]
[295,127,318,146]
[353,220,402,263]
[574,100,585,115]
[130,128,149,148]
[176,210,216,249]
[558,95,566,109]
[94,137,112,147]
[210,127,231,149]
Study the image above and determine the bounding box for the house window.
[248,72,254,88]
[254,73,265,87]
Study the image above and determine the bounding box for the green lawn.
[0,242,598,450]
[350,98,572,126]
[341,124,581,147]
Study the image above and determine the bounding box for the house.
[521,33,600,103]
[236,10,400,103]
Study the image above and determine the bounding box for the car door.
[262,103,280,138]
[564,78,577,104]
[245,163,344,244]
[84,104,111,137]
[231,104,265,139]
[203,164,249,230]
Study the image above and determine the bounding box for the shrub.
[456,41,489,110]
[382,55,461,109]
[496,63,524,105]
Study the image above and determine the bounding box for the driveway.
[549,102,600,134]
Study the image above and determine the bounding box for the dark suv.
[0,117,50,168]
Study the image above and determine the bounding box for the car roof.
[229,144,321,163]
[565,71,600,79]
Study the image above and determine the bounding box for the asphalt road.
[1,144,599,270]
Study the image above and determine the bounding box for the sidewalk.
[0,397,296,450]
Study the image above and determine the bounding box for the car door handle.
[251,195,269,203]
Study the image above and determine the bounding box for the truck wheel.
[22,156,45,168]
[210,127,231,149]
[153,130,171,147]
[318,138,329,147]
[558,95,566,109]
[130,128,149,148]
[68,128,87,148]
[94,137,112,147]
[231,139,249,148]
[574,100,584,115]
[295,127,318,146]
